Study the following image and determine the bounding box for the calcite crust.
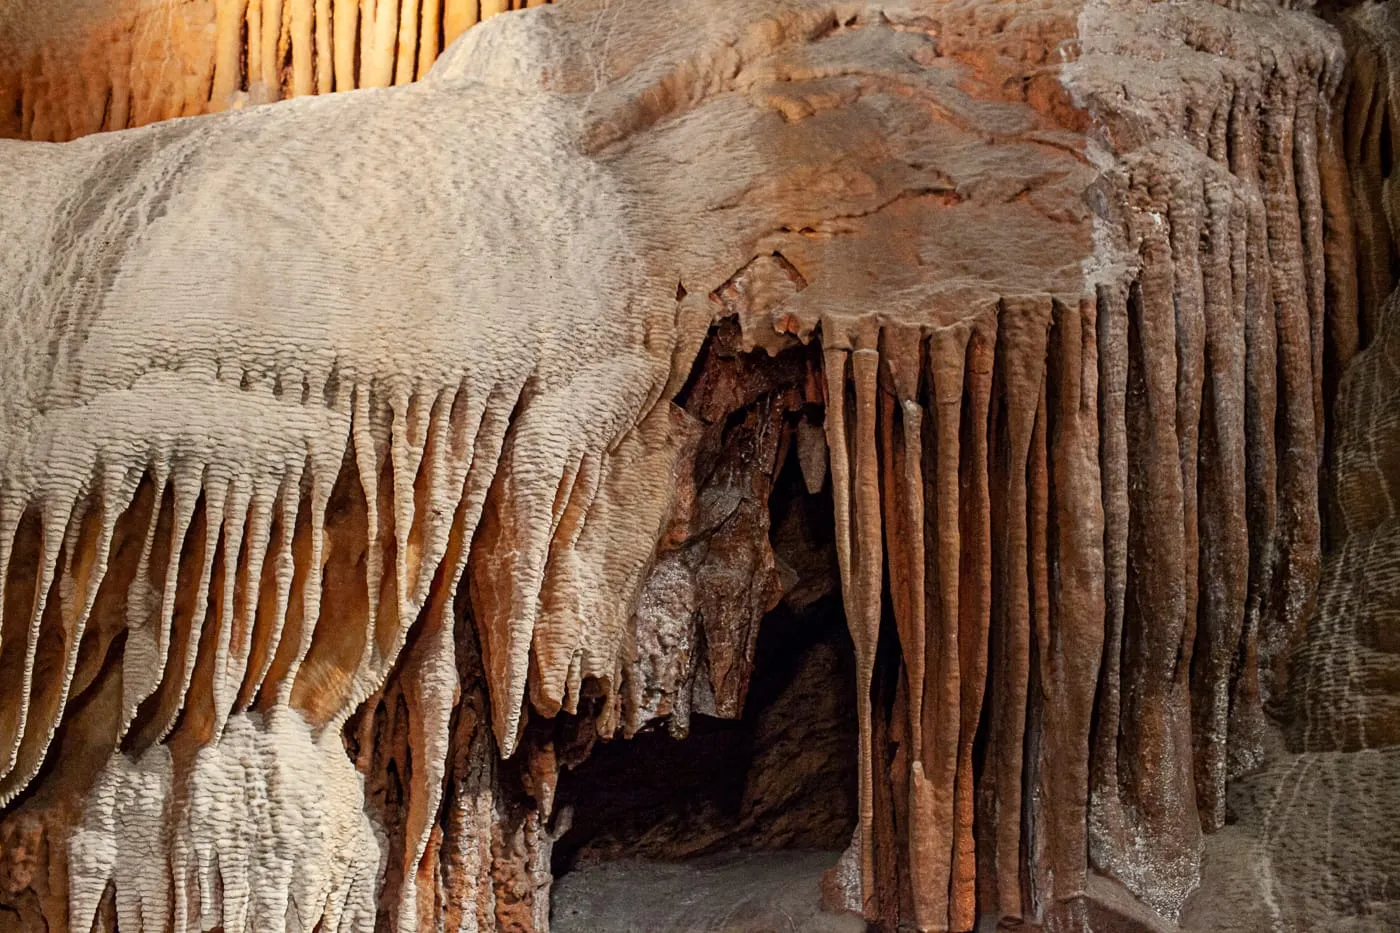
[1,0,1397,930]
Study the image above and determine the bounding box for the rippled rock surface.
[0,0,1397,930]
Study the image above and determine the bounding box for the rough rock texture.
[1178,4,1400,931]
[0,0,1394,931]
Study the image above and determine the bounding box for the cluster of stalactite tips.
[0,0,552,141]
[1,0,1399,931]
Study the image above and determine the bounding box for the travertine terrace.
[0,0,1397,931]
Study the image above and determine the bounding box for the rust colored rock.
[0,0,547,140]
[0,0,1395,931]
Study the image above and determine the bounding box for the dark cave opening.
[546,423,862,929]
[549,592,859,876]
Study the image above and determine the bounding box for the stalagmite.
[2,0,1396,930]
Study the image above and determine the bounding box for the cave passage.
[547,593,862,933]
[550,592,859,875]
[543,393,866,928]
[548,322,861,876]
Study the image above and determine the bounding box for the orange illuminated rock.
[0,0,543,141]
[0,0,1395,931]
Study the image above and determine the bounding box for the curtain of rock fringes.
[1,4,1398,933]
[805,13,1394,927]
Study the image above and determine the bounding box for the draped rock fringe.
[0,5,1367,933]
[0,0,546,141]
[745,9,1351,928]
[1,108,1356,933]
[1067,29,1342,918]
[0,364,682,933]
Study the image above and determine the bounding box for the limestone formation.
[0,0,549,141]
[0,0,1396,931]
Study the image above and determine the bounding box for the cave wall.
[0,0,1396,931]
[1175,5,1400,930]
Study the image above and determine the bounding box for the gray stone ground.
[550,850,866,933]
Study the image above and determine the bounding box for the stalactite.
[984,296,1050,925]
[0,0,1371,930]
[822,343,881,917]
[0,0,559,141]
[951,326,993,931]
[1189,168,1251,831]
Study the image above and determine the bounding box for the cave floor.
[549,850,865,933]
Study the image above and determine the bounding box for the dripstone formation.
[0,0,1396,931]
